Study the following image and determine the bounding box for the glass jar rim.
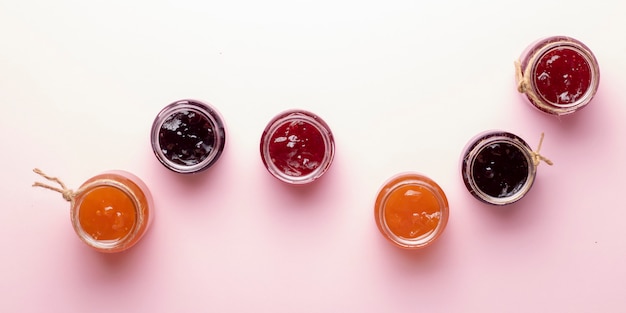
[375,173,449,249]
[462,131,537,205]
[523,37,600,115]
[260,109,335,185]
[71,178,145,252]
[151,99,226,174]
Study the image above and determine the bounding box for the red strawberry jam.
[518,36,599,115]
[261,110,334,184]
[268,119,325,177]
[534,47,591,105]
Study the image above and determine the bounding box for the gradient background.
[1,0,625,312]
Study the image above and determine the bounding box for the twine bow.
[32,168,76,203]
[531,133,553,167]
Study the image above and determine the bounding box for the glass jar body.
[461,131,537,205]
[374,173,449,249]
[151,99,226,174]
[518,36,600,115]
[260,109,335,185]
[71,171,153,253]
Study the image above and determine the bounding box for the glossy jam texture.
[534,47,591,105]
[472,142,529,198]
[384,184,441,239]
[158,110,215,166]
[267,120,325,177]
[77,186,136,241]
[73,172,151,252]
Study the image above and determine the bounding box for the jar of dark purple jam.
[461,131,537,205]
[516,36,600,115]
[151,99,226,174]
[260,110,335,184]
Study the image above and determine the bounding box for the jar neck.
[463,132,537,205]
[521,37,599,115]
[261,110,335,184]
[375,173,449,249]
[71,178,145,253]
[151,100,226,174]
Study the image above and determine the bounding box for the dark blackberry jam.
[151,100,225,174]
[471,142,529,198]
[461,131,536,205]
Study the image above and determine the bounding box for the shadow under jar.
[374,173,449,249]
[461,131,538,206]
[151,99,226,174]
[260,110,335,185]
[516,36,600,115]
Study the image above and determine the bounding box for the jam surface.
[384,184,441,239]
[534,47,591,105]
[77,186,136,241]
[472,142,529,198]
[267,120,325,177]
[159,110,215,166]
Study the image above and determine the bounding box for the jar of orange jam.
[374,173,449,249]
[33,170,153,253]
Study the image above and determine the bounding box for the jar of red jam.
[461,131,551,205]
[374,173,449,249]
[33,169,153,253]
[151,99,226,174]
[516,36,600,115]
[260,110,335,184]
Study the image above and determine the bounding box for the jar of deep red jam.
[151,99,226,174]
[260,110,335,184]
[33,169,153,253]
[516,36,600,115]
[461,131,538,205]
[374,173,449,249]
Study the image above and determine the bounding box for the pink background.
[1,0,625,312]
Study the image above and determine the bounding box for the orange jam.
[77,186,136,241]
[383,184,441,239]
[375,173,449,249]
[72,172,152,252]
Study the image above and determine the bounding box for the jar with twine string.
[32,169,153,253]
[515,36,600,115]
[461,131,553,205]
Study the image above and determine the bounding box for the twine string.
[32,168,75,202]
[514,60,527,93]
[514,58,550,112]
[531,133,553,167]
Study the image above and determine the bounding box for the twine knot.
[32,168,76,202]
[515,58,553,114]
[531,133,553,167]
[514,60,528,93]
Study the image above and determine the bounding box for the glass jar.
[461,131,538,205]
[151,99,226,174]
[71,171,153,253]
[374,173,449,249]
[260,109,335,184]
[33,169,153,253]
[516,36,600,115]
